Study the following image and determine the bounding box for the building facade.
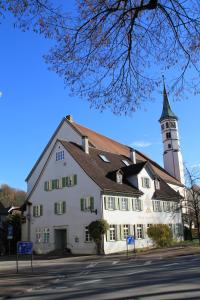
[22,89,185,254]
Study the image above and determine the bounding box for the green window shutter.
[116,225,121,241]
[106,229,110,242]
[40,205,43,216]
[120,225,124,240]
[74,174,77,185]
[59,178,62,189]
[54,203,57,214]
[128,225,134,235]
[90,197,94,210]
[104,197,107,210]
[114,197,118,210]
[132,199,135,211]
[49,180,52,191]
[128,198,132,211]
[119,198,122,210]
[33,206,36,217]
[62,201,66,213]
[56,179,59,189]
[66,176,70,187]
[80,198,85,211]
[44,181,48,191]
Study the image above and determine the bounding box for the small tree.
[88,219,109,254]
[147,224,172,248]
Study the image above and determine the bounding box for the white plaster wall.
[29,141,102,254]
[27,120,82,194]
[103,167,182,254]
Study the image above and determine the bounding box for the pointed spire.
[159,76,178,122]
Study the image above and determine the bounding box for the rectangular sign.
[17,241,33,255]
[7,224,13,240]
[127,235,135,245]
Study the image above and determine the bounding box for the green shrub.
[147,224,172,248]
[88,219,109,254]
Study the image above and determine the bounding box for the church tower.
[159,81,185,184]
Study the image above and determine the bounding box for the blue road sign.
[7,224,13,239]
[127,235,135,245]
[17,241,33,255]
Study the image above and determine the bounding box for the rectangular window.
[133,198,142,211]
[54,202,66,215]
[52,179,59,190]
[99,154,110,162]
[85,226,92,242]
[163,201,170,212]
[80,197,94,211]
[166,132,171,139]
[33,205,43,217]
[152,200,162,212]
[155,179,160,190]
[35,228,41,243]
[123,224,129,240]
[109,225,116,241]
[44,228,50,243]
[56,150,64,161]
[142,177,150,188]
[136,224,144,239]
[108,196,116,210]
[62,175,77,187]
[121,198,128,210]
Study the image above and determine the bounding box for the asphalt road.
[0,254,200,299]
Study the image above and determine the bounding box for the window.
[44,181,50,191]
[35,228,41,243]
[163,201,170,212]
[123,225,129,240]
[121,198,128,210]
[107,196,116,210]
[161,124,164,130]
[166,132,171,139]
[44,228,50,243]
[85,226,92,242]
[155,179,160,190]
[54,201,66,215]
[171,202,178,212]
[168,144,172,149]
[62,175,77,187]
[133,198,142,211]
[116,172,123,184]
[142,177,150,188]
[175,223,182,236]
[52,179,59,190]
[99,154,110,162]
[152,200,162,212]
[136,224,144,239]
[80,197,94,211]
[169,121,176,128]
[56,150,64,161]
[122,160,130,166]
[166,122,169,128]
[109,225,116,241]
[33,205,43,217]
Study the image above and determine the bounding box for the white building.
[22,87,185,254]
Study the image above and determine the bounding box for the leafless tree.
[1,1,200,113]
[184,167,200,244]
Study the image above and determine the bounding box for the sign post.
[7,224,13,256]
[126,235,135,258]
[16,241,33,273]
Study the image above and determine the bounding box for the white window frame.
[136,224,143,239]
[35,228,42,243]
[108,197,115,210]
[123,224,129,240]
[56,150,64,161]
[153,200,162,212]
[142,177,150,188]
[155,179,160,190]
[121,198,128,210]
[85,226,92,242]
[109,225,116,241]
[44,228,50,243]
[134,198,142,211]
[99,154,110,162]
[33,205,43,217]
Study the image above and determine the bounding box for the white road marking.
[74,279,102,286]
[144,260,152,265]
[86,262,97,268]
[112,260,119,265]
[126,270,147,275]
[163,263,179,267]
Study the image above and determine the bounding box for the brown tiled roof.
[59,140,180,200]
[153,178,181,201]
[72,121,183,187]
[60,140,142,197]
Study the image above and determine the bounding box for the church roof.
[159,84,178,122]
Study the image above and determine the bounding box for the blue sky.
[0,14,200,191]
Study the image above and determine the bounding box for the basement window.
[99,154,110,163]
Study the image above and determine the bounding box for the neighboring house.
[22,85,185,254]
[0,202,8,228]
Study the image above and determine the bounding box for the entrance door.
[54,229,67,250]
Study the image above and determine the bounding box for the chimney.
[130,148,136,164]
[66,115,73,122]
[82,135,89,154]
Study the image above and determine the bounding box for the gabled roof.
[153,177,181,201]
[59,140,142,197]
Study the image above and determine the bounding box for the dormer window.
[155,179,160,190]
[116,170,123,184]
[142,177,150,188]
[122,160,130,166]
[99,154,110,163]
